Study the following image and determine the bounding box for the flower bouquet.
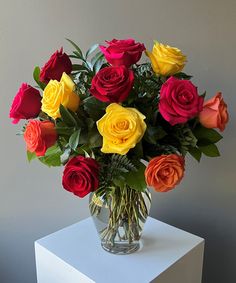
[10,38,229,254]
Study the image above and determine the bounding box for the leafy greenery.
[27,151,37,162]
[198,144,220,157]
[39,145,62,167]
[33,66,46,90]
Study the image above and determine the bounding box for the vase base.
[101,241,141,255]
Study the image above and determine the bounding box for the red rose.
[62,156,99,198]
[9,83,41,124]
[40,48,72,84]
[90,66,134,102]
[159,77,204,125]
[100,38,145,67]
[24,120,58,156]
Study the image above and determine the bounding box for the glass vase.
[89,187,151,255]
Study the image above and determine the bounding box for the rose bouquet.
[10,38,229,254]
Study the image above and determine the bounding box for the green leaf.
[27,151,37,162]
[83,97,106,120]
[33,66,46,90]
[59,105,77,127]
[66,39,83,58]
[194,125,223,144]
[55,126,74,136]
[199,144,220,157]
[60,146,72,164]
[93,57,105,73]
[85,43,99,59]
[132,141,143,158]
[72,64,89,72]
[88,127,102,148]
[69,129,81,150]
[125,161,147,192]
[174,72,192,80]
[144,126,167,144]
[39,145,62,167]
[113,177,125,188]
[188,147,202,162]
[91,52,104,66]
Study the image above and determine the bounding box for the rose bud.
[159,77,204,125]
[199,92,229,132]
[145,154,185,192]
[9,83,41,124]
[24,120,58,156]
[62,156,100,198]
[100,38,145,67]
[40,48,72,84]
[90,66,134,103]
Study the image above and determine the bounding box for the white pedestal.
[35,217,204,283]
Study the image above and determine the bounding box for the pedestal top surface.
[36,217,204,283]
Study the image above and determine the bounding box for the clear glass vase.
[89,187,151,255]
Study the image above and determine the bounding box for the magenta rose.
[100,38,145,67]
[9,83,42,124]
[40,48,72,84]
[90,66,134,102]
[159,77,204,125]
[62,156,100,198]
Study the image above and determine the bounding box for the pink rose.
[40,48,72,84]
[199,92,229,131]
[9,83,42,124]
[159,77,204,125]
[100,38,145,67]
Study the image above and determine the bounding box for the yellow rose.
[146,41,186,76]
[97,103,146,155]
[41,72,80,119]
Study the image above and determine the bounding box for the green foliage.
[66,38,83,58]
[55,126,74,136]
[85,43,99,59]
[69,129,81,150]
[124,161,147,192]
[198,144,220,157]
[59,105,79,128]
[188,147,202,162]
[111,154,137,173]
[99,154,137,190]
[133,63,161,99]
[27,151,37,162]
[193,124,223,145]
[173,125,197,155]
[39,145,62,167]
[33,66,46,90]
[174,72,192,80]
[83,97,106,120]
[72,64,89,72]
[60,146,72,164]
[144,125,167,144]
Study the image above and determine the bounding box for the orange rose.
[145,154,185,192]
[24,120,58,156]
[199,92,229,132]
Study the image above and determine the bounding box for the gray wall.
[0,0,235,282]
